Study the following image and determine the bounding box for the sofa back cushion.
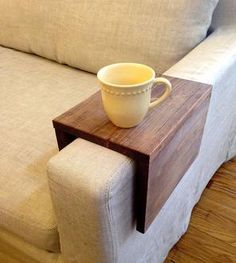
[0,0,218,74]
[211,0,236,29]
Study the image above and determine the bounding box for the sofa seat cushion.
[0,46,98,252]
[0,0,218,74]
[0,228,62,263]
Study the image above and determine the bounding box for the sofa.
[0,1,236,263]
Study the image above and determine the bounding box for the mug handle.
[149,77,172,109]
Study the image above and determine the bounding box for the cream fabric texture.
[212,0,236,29]
[0,0,218,74]
[0,228,62,263]
[48,28,236,263]
[0,46,98,252]
[48,140,135,263]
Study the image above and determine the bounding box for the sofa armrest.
[165,26,236,160]
[48,139,135,263]
[47,27,236,263]
[165,27,236,85]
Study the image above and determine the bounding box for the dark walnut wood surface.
[53,76,212,233]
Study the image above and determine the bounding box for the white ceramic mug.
[97,63,172,128]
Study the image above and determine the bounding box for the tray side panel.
[138,94,211,232]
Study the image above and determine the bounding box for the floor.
[165,158,236,263]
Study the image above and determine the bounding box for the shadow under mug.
[97,63,172,128]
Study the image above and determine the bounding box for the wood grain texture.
[53,76,211,232]
[166,158,236,263]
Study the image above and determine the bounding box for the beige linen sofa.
[0,1,236,263]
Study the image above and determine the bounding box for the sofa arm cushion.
[165,26,236,160]
[165,27,236,86]
[165,27,236,160]
[47,139,135,263]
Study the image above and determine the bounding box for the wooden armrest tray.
[53,76,211,233]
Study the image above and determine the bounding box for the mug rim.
[97,63,156,88]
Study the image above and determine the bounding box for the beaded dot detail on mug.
[101,86,151,96]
